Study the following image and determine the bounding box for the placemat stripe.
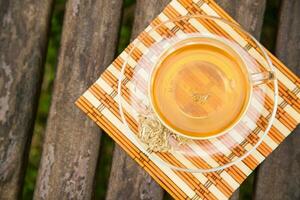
[76,98,190,199]
[90,75,236,198]
[76,0,300,199]
[99,68,261,179]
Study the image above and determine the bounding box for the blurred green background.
[22,0,280,199]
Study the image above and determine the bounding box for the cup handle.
[251,71,275,86]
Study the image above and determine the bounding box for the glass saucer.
[118,15,278,172]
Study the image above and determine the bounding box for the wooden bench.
[0,0,299,199]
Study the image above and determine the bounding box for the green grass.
[22,0,280,199]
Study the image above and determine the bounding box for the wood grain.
[229,190,240,200]
[216,0,266,39]
[215,1,267,199]
[33,0,123,199]
[254,1,300,199]
[105,1,170,200]
[0,0,53,199]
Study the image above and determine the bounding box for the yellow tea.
[149,37,251,138]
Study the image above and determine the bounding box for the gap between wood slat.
[33,0,123,199]
[22,1,66,199]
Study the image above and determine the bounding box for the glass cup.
[118,15,278,172]
[148,35,275,140]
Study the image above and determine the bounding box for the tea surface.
[150,37,251,138]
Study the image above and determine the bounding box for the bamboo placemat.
[76,0,300,199]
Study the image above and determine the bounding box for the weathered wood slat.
[254,1,300,199]
[105,1,170,199]
[33,0,123,199]
[0,0,53,199]
[229,190,239,200]
[216,0,266,40]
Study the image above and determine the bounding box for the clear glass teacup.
[118,15,278,172]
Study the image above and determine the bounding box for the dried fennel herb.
[138,114,189,153]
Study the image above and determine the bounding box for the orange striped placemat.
[76,0,300,199]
